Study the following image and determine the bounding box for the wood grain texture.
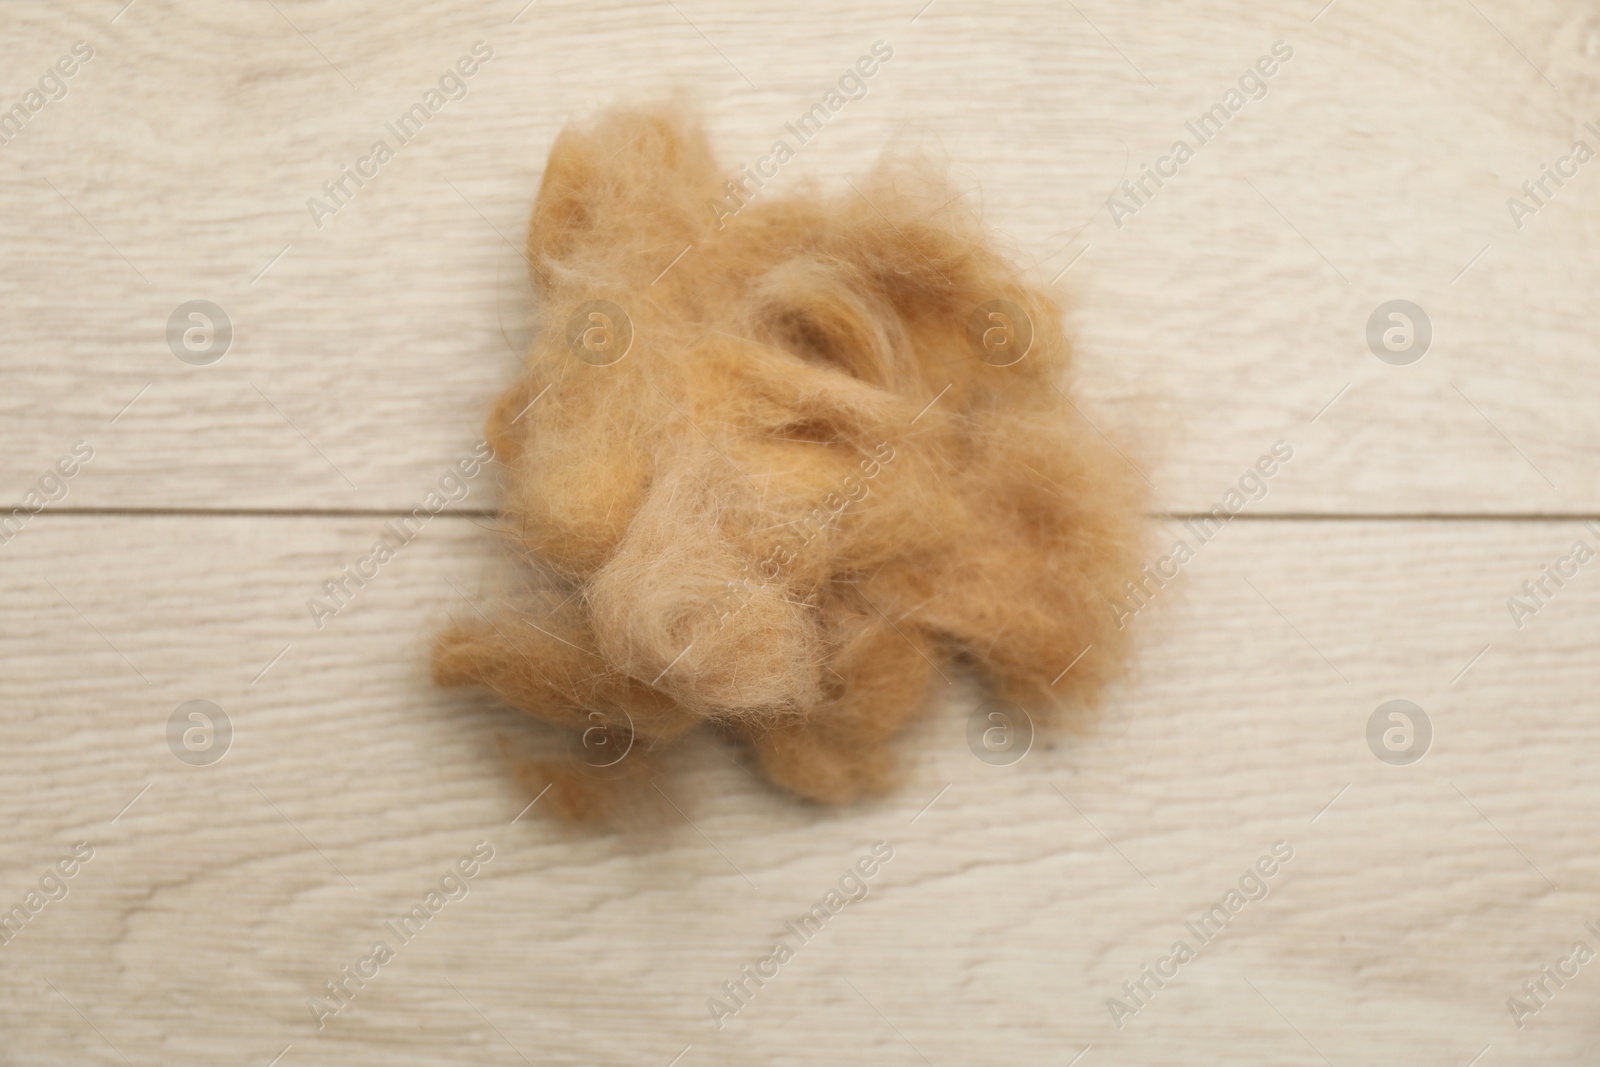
[4,1,1600,1064]
[1,0,1597,512]
[2,515,1598,1065]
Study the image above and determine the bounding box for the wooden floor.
[3,1,1598,1064]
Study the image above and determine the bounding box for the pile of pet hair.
[433,103,1146,819]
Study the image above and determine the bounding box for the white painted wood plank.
[1,514,1596,1063]
[1,0,1596,513]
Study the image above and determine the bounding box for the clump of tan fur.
[433,102,1147,818]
